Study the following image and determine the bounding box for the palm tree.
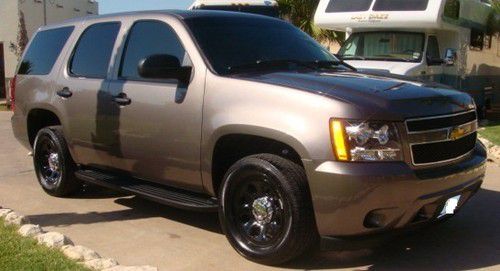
[276,0,345,45]
[487,0,500,35]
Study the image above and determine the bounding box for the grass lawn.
[0,220,90,271]
[0,104,8,111]
[479,121,500,146]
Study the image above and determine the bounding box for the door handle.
[57,87,73,98]
[113,93,132,106]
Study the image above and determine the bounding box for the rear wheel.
[219,154,317,265]
[33,126,81,197]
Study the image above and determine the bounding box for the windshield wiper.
[341,55,366,60]
[308,60,357,72]
[227,59,316,74]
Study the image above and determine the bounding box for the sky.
[99,0,194,14]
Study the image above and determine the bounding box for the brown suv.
[11,11,486,264]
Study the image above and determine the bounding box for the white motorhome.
[189,0,279,17]
[315,0,499,117]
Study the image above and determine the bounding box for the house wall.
[0,0,98,99]
[0,0,20,82]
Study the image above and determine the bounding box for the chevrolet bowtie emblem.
[449,126,468,140]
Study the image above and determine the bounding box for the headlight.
[329,119,403,162]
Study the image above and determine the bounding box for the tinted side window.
[326,0,373,12]
[120,21,186,80]
[18,27,74,75]
[427,36,440,59]
[70,23,120,78]
[373,0,429,11]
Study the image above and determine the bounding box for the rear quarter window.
[18,26,74,75]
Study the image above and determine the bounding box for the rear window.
[69,22,120,78]
[372,0,429,11]
[326,0,373,12]
[18,26,74,75]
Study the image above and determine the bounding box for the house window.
[470,29,484,50]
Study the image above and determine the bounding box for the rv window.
[326,0,373,13]
[339,32,425,62]
[373,0,429,11]
[426,36,441,65]
[443,0,460,20]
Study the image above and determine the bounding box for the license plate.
[438,195,461,218]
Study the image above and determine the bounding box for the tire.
[219,154,317,265]
[33,126,81,197]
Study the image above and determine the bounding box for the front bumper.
[304,142,487,238]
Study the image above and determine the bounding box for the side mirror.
[444,48,457,66]
[138,54,192,84]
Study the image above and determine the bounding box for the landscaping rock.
[0,208,13,218]
[103,266,158,271]
[4,212,30,226]
[18,224,44,237]
[37,232,74,248]
[83,258,119,270]
[62,245,101,262]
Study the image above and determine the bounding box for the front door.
[108,20,205,190]
[0,43,5,98]
[57,22,121,169]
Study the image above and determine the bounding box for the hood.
[232,71,475,120]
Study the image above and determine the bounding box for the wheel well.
[27,109,61,146]
[211,134,303,194]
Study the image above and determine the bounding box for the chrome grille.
[406,110,478,166]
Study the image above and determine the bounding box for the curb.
[0,207,158,271]
[478,135,500,164]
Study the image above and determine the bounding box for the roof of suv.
[38,10,278,31]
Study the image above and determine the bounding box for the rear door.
[55,22,121,168]
[107,19,205,190]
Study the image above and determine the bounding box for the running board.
[75,169,218,212]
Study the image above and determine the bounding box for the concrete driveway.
[0,111,499,271]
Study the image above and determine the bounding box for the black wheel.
[33,126,81,197]
[219,154,317,265]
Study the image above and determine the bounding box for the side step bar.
[75,169,218,212]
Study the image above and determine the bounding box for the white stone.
[37,232,73,248]
[83,258,119,270]
[62,245,101,262]
[103,266,158,271]
[4,212,30,226]
[0,208,13,218]
[18,224,44,237]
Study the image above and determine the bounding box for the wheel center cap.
[48,153,59,171]
[252,196,274,224]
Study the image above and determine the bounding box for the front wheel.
[33,126,81,197]
[219,154,317,265]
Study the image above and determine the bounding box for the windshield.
[193,5,280,18]
[185,16,340,75]
[338,32,425,62]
